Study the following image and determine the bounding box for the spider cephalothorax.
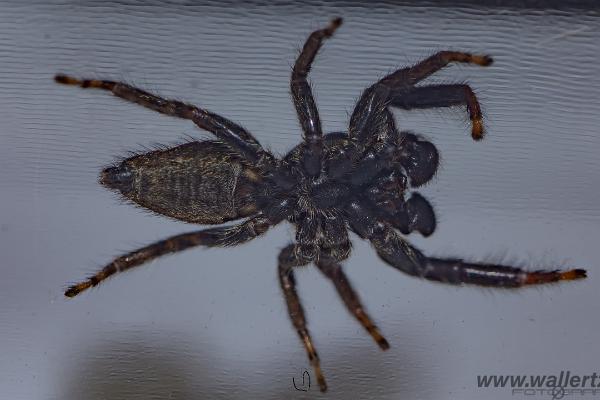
[57,18,586,392]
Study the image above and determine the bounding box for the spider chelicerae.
[56,18,586,392]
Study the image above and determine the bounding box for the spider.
[56,18,586,392]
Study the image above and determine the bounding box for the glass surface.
[1,2,598,399]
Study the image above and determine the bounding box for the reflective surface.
[1,2,599,399]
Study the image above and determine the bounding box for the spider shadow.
[61,324,437,399]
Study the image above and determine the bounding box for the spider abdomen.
[101,140,259,224]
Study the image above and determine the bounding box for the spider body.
[57,18,586,392]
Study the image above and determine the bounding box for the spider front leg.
[348,200,587,288]
[277,244,327,392]
[376,226,586,287]
[54,75,272,165]
[65,216,273,297]
[291,17,342,176]
[381,50,493,87]
[350,50,492,143]
[391,84,486,140]
[316,258,389,350]
[418,258,587,286]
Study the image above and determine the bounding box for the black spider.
[56,18,586,392]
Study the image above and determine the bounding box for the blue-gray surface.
[1,1,599,399]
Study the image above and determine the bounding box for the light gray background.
[1,1,599,399]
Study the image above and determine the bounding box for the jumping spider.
[56,18,586,392]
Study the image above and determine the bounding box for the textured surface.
[1,1,599,399]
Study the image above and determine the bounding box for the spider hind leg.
[65,217,273,297]
[54,74,271,165]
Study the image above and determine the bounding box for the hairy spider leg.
[348,201,586,287]
[316,259,389,350]
[65,216,272,297]
[348,84,393,152]
[390,84,485,140]
[291,17,343,177]
[381,51,492,140]
[351,51,492,143]
[381,50,493,86]
[421,258,587,287]
[54,75,272,165]
[278,244,327,392]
